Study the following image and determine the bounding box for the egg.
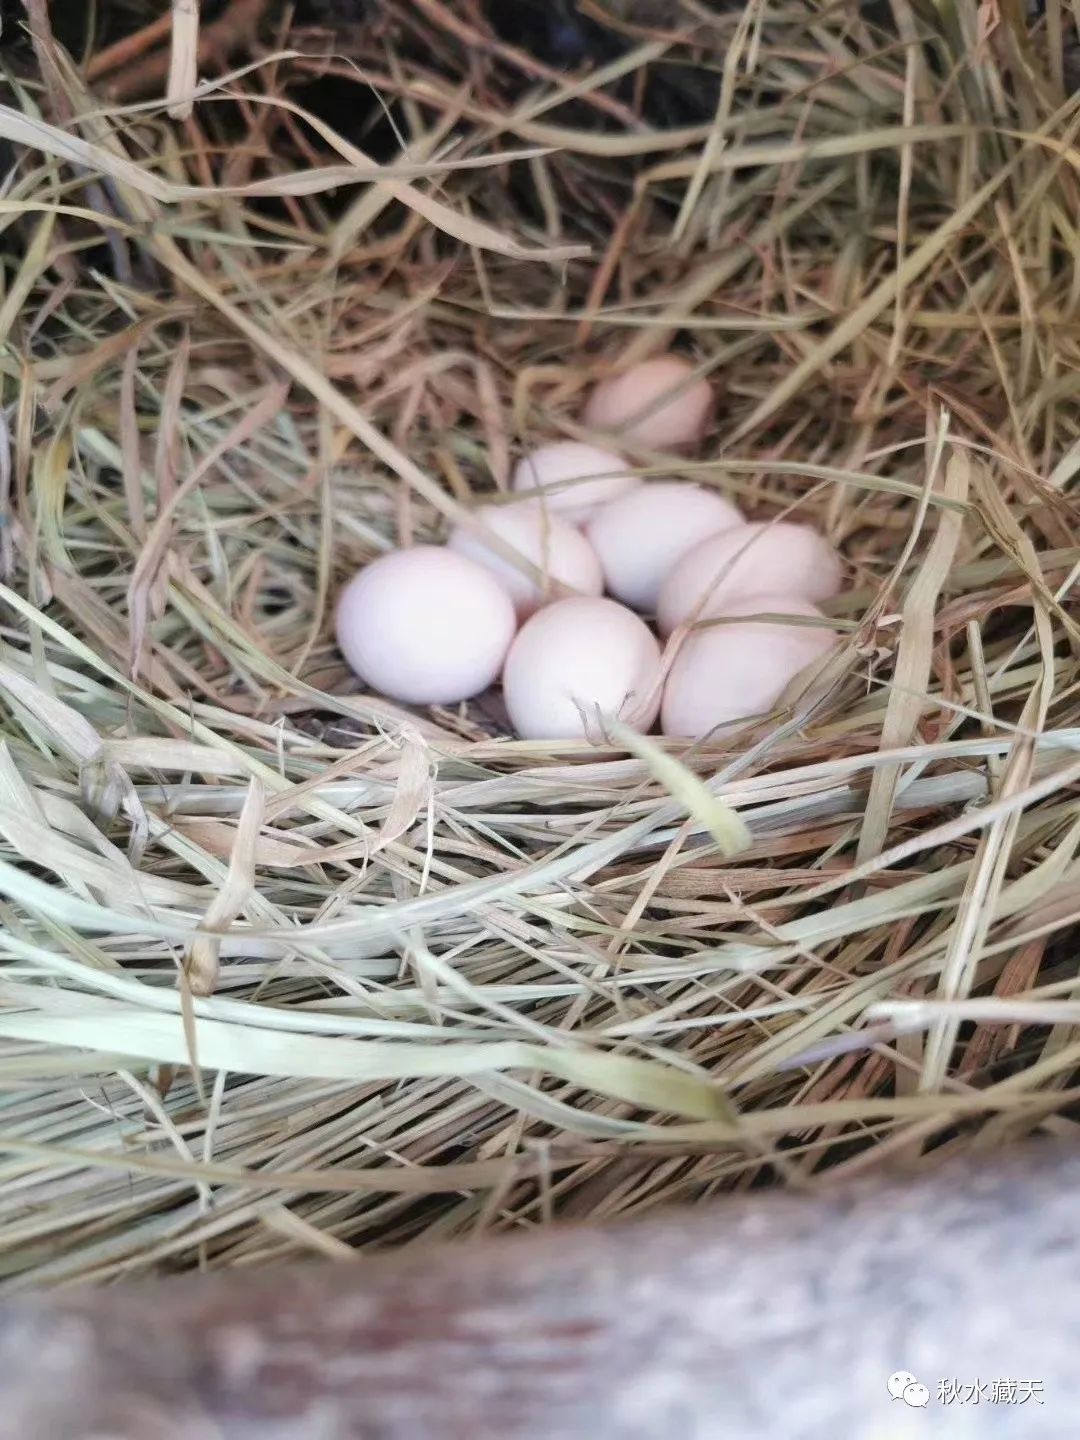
[584,354,713,451]
[585,482,744,613]
[335,546,516,705]
[656,521,843,636]
[448,503,603,620]
[661,595,838,739]
[503,596,662,741]
[511,442,639,525]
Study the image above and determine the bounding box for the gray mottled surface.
[0,1143,1074,1437]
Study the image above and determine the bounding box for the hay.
[0,0,1076,1286]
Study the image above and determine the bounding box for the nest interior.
[0,0,1076,1285]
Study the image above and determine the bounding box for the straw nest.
[0,0,1076,1287]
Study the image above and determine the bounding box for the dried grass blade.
[920,459,1061,1090]
[129,381,287,674]
[729,161,1023,440]
[609,722,751,859]
[0,1002,725,1120]
[185,778,264,997]
[370,727,432,857]
[856,448,970,863]
[167,0,200,121]
[0,1133,538,1196]
[149,237,468,523]
[0,657,103,765]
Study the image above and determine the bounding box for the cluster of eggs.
[335,355,843,741]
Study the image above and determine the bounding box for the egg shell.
[335,546,516,706]
[585,482,744,613]
[511,442,640,525]
[584,355,713,451]
[448,503,603,619]
[661,595,838,740]
[656,521,843,637]
[503,596,662,741]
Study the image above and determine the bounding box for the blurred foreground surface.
[0,1142,1074,1438]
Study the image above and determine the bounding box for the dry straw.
[0,0,1075,1285]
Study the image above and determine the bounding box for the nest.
[0,0,1076,1286]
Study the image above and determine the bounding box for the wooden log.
[0,1142,1074,1437]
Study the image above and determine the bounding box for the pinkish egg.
[584,355,713,451]
[585,482,743,613]
[503,596,661,741]
[511,442,639,525]
[335,546,516,705]
[448,503,603,619]
[661,595,838,740]
[656,521,842,637]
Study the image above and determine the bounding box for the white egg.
[584,354,713,451]
[661,595,838,739]
[335,546,516,706]
[511,442,640,525]
[585,482,743,613]
[656,521,843,636]
[503,596,662,741]
[448,503,603,620]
